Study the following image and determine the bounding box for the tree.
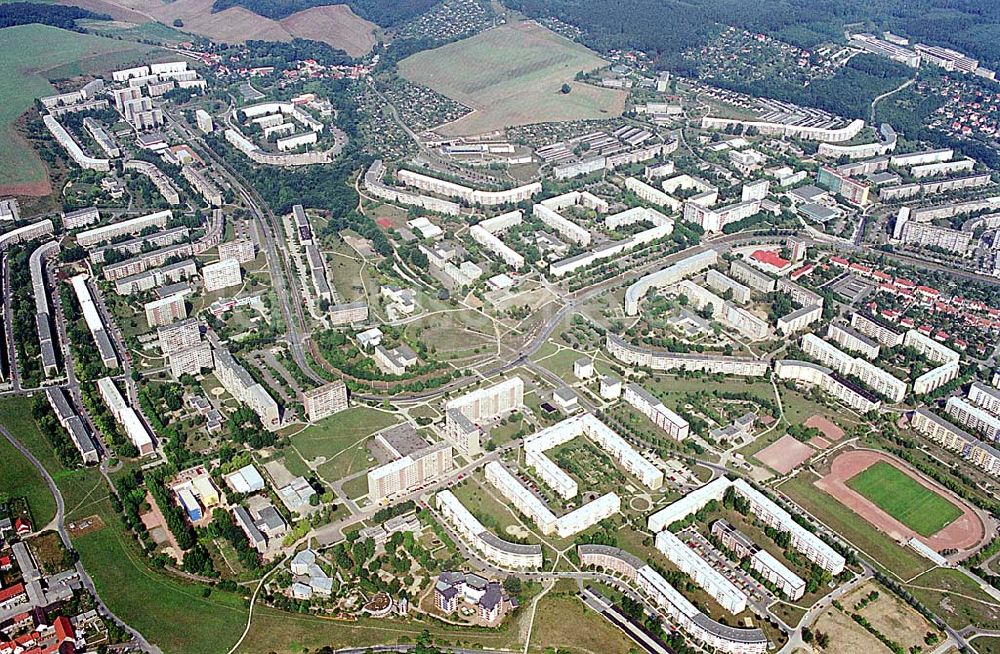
[560,83,572,94]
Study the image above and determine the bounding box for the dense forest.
[710,54,913,121]
[210,0,437,26]
[0,2,108,30]
[507,0,1000,69]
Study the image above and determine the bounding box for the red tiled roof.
[751,249,790,269]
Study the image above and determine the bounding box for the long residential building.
[850,311,904,347]
[76,210,172,247]
[89,226,190,265]
[484,461,620,538]
[910,409,1000,477]
[729,259,775,293]
[946,396,1000,440]
[731,479,845,574]
[96,377,154,456]
[70,274,118,368]
[181,166,224,207]
[42,115,110,171]
[578,545,767,654]
[115,259,197,296]
[903,329,960,364]
[0,219,54,254]
[969,382,1000,416]
[124,161,180,205]
[655,530,748,615]
[913,360,960,395]
[774,360,881,413]
[30,242,59,376]
[436,490,543,569]
[396,169,541,206]
[532,204,591,246]
[625,250,718,315]
[363,160,462,215]
[706,270,751,304]
[102,243,193,281]
[712,520,805,600]
[368,441,454,504]
[827,322,880,359]
[214,348,280,429]
[801,334,906,402]
[623,383,689,440]
[607,334,768,376]
[46,388,98,464]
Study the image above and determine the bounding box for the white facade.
[202,258,242,291]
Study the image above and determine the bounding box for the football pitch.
[846,461,962,537]
[399,20,625,135]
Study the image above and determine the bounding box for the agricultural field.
[0,24,153,194]
[399,20,626,136]
[845,461,963,537]
[97,0,377,55]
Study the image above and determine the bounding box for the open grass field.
[847,581,943,653]
[529,589,637,653]
[0,24,153,194]
[399,20,626,136]
[289,406,400,462]
[74,498,250,654]
[0,432,57,527]
[811,606,887,653]
[906,568,1000,631]
[0,397,248,654]
[779,471,932,580]
[846,461,962,537]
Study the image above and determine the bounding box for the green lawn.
[0,430,56,526]
[74,499,250,654]
[779,471,931,580]
[289,406,400,461]
[0,397,248,654]
[846,461,962,537]
[0,24,153,189]
[906,568,1000,631]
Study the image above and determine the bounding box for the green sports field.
[846,461,963,537]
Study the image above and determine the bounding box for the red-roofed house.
[916,285,940,299]
[873,271,892,282]
[894,278,915,289]
[750,249,792,274]
[0,554,12,570]
[53,616,75,644]
[918,324,933,335]
[935,330,949,341]
[0,583,26,610]
[790,264,814,280]
[849,262,872,276]
[829,256,849,268]
[900,317,916,328]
